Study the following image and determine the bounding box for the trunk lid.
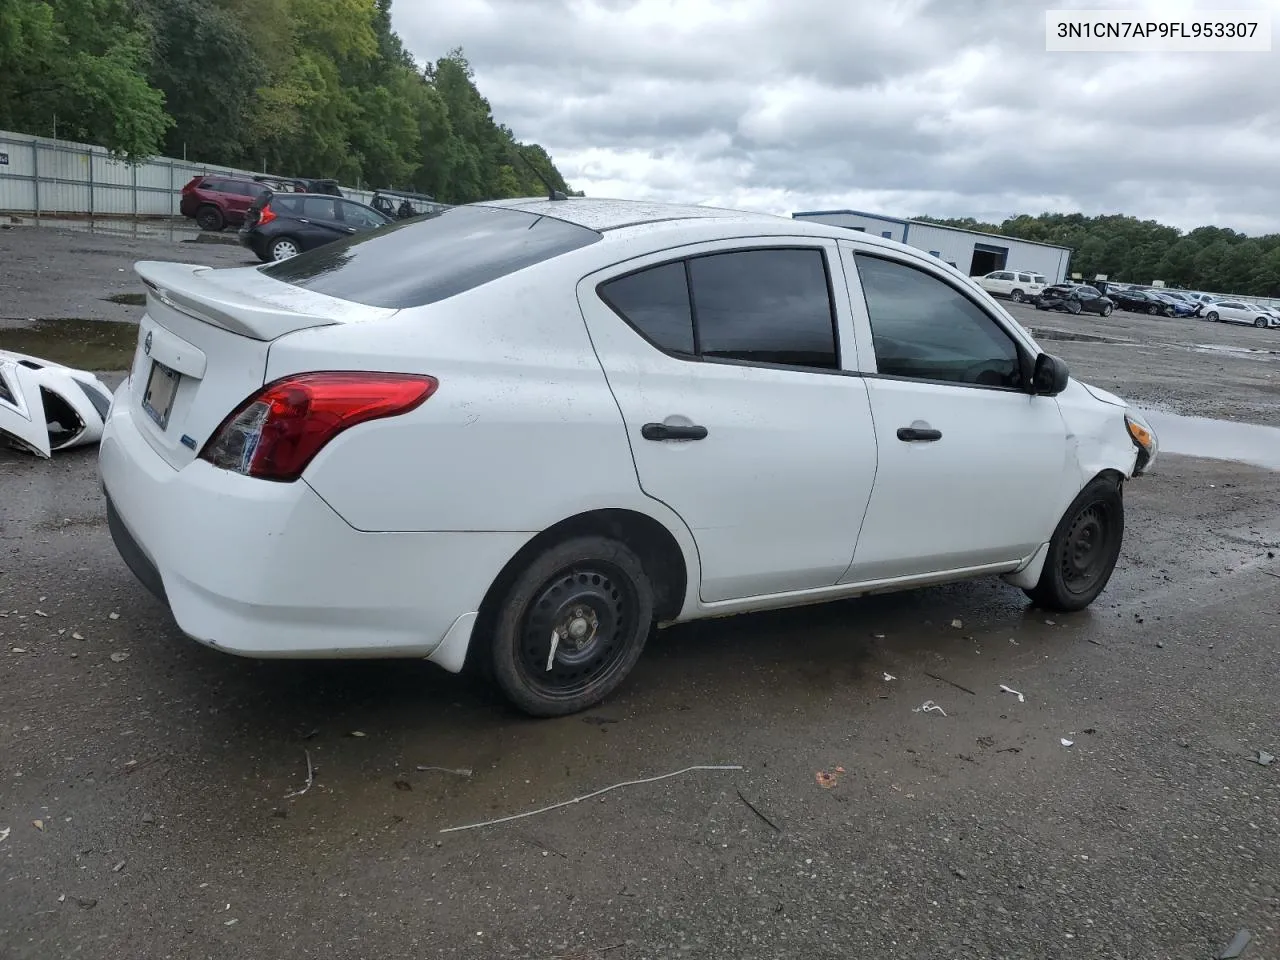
[127,260,399,469]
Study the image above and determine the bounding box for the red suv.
[179,175,272,232]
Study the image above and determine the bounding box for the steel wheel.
[489,536,655,716]
[1025,476,1125,612]
[270,238,299,261]
[1059,502,1116,597]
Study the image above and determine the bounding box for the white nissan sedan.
[99,197,1158,716]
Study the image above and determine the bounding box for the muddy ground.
[1,227,1278,960]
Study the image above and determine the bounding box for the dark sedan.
[1110,288,1175,316]
[1034,284,1115,316]
[239,193,392,263]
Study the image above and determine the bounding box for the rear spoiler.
[133,261,398,341]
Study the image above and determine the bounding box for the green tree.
[0,0,171,159]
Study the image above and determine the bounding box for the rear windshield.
[259,204,603,308]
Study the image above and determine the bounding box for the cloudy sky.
[395,0,1280,234]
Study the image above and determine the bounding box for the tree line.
[915,212,1280,297]
[0,0,575,202]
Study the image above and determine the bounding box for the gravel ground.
[1,227,1278,960]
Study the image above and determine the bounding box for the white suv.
[98,198,1158,716]
[978,270,1047,303]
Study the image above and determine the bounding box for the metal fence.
[0,129,375,218]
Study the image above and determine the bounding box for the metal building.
[791,209,1073,284]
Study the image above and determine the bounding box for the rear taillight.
[198,372,438,482]
[257,204,276,226]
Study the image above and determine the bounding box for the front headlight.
[1124,411,1157,475]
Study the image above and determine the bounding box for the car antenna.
[510,145,567,201]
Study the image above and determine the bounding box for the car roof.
[474,196,782,232]
[468,196,929,253]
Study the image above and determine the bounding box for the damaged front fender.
[0,350,113,458]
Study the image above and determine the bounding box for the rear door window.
[598,247,840,371]
[688,249,838,370]
[300,196,338,220]
[261,204,603,308]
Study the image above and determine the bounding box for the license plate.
[142,360,180,429]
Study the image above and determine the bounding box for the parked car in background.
[1109,288,1173,316]
[97,198,1158,717]
[238,193,392,262]
[1149,292,1197,318]
[179,175,272,232]
[1203,300,1279,328]
[254,175,344,197]
[977,269,1048,303]
[1035,284,1115,316]
[370,189,448,220]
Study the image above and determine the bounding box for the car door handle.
[642,422,708,441]
[897,426,942,442]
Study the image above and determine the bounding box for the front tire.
[1025,476,1125,612]
[1255,318,1267,328]
[1101,304,1113,316]
[489,536,655,717]
[1024,478,1126,611]
[1207,311,1219,322]
[1011,288,1025,303]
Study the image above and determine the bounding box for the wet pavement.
[1,228,1279,959]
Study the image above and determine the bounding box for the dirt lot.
[1,227,1278,960]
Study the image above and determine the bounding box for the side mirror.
[1031,353,1070,395]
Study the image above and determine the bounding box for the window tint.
[599,262,695,354]
[1077,287,1098,299]
[339,201,386,229]
[1018,273,1032,282]
[262,204,602,308]
[855,254,1023,389]
[688,249,838,369]
[300,196,337,219]
[269,194,303,215]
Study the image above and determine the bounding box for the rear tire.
[1024,476,1125,612]
[489,536,655,717]
[1067,300,1082,315]
[269,237,300,261]
[195,205,224,232]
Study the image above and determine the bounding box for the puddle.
[0,318,137,371]
[1030,327,1133,345]
[3,216,205,244]
[1142,410,1280,471]
[1190,344,1280,361]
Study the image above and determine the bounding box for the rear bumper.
[98,389,529,664]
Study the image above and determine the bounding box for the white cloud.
[394,0,1280,233]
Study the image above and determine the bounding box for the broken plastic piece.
[883,672,896,681]
[1060,738,1074,747]
[1218,928,1252,959]
[913,700,947,717]
[999,684,1025,703]
[546,629,559,671]
[439,764,743,833]
[0,350,113,458]
[1248,751,1274,767]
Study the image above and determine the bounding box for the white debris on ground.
[0,350,113,458]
